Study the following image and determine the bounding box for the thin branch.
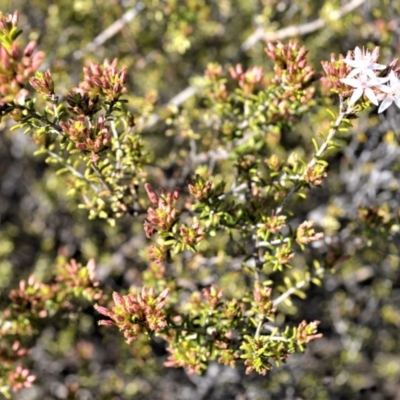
[272,267,325,308]
[217,182,248,200]
[257,238,290,247]
[91,163,114,194]
[45,149,100,194]
[242,0,366,50]
[145,86,199,128]
[255,316,264,338]
[109,119,123,170]
[72,4,145,61]
[275,105,350,215]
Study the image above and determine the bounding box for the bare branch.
[272,267,325,308]
[242,0,366,50]
[72,3,145,61]
[275,102,350,215]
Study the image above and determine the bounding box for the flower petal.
[370,63,386,70]
[364,69,383,79]
[389,71,400,86]
[364,88,379,105]
[346,69,362,79]
[375,76,390,84]
[378,98,393,113]
[378,84,393,94]
[348,88,363,105]
[343,59,361,68]
[340,78,360,88]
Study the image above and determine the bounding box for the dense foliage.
[1,1,400,399]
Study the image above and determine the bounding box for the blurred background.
[1,0,400,399]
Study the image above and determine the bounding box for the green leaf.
[311,138,319,152]
[326,108,336,119]
[9,27,22,41]
[56,168,70,175]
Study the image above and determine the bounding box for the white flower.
[344,47,386,79]
[340,73,389,106]
[378,71,400,113]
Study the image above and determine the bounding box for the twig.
[91,163,114,194]
[272,267,325,308]
[145,86,199,128]
[275,106,350,215]
[46,149,100,193]
[257,238,291,247]
[72,4,145,61]
[242,0,366,50]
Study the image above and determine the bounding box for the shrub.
[1,3,400,399]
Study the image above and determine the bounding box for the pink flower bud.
[144,183,159,204]
[119,67,127,84]
[158,288,170,301]
[94,304,113,318]
[172,189,180,200]
[98,319,115,327]
[112,292,125,308]
[23,40,37,57]
[11,11,19,28]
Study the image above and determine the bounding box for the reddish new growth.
[7,259,102,322]
[259,215,287,235]
[304,163,327,186]
[144,183,180,237]
[265,40,315,88]
[8,276,52,319]
[7,365,36,392]
[275,244,294,264]
[0,11,44,105]
[79,58,127,102]
[179,222,205,246]
[253,282,276,318]
[202,285,223,309]
[321,53,354,96]
[229,64,264,94]
[29,69,55,99]
[297,320,323,345]
[55,258,103,302]
[60,115,111,162]
[66,91,102,116]
[204,63,223,81]
[204,63,228,101]
[0,341,30,366]
[296,220,324,245]
[188,175,212,201]
[262,40,316,123]
[95,287,170,344]
[148,244,169,264]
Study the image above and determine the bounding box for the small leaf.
[326,108,336,119]
[56,168,70,175]
[311,138,320,152]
